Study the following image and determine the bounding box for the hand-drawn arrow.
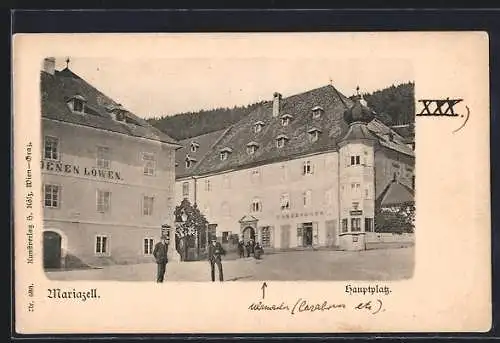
[261,282,267,299]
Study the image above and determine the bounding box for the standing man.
[153,235,169,283]
[237,238,245,258]
[208,239,225,282]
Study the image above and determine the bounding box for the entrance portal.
[43,231,62,269]
[242,226,255,243]
[303,222,313,246]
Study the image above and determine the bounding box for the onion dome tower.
[337,87,377,251]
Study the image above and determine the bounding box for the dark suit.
[153,241,169,282]
[237,241,245,258]
[208,242,225,281]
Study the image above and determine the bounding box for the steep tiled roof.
[367,119,414,157]
[175,85,414,178]
[175,129,227,178]
[41,68,179,145]
[376,179,415,207]
[189,85,353,176]
[340,122,378,142]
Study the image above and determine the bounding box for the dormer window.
[246,141,259,155]
[281,114,293,126]
[312,106,324,119]
[276,134,289,148]
[108,104,127,122]
[67,95,86,113]
[307,127,322,142]
[219,147,233,161]
[254,121,265,133]
[185,154,197,168]
[190,141,200,152]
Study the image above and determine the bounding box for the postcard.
[13,32,491,334]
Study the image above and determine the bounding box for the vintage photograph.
[41,56,415,282]
[14,32,490,334]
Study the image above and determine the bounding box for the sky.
[52,36,414,119]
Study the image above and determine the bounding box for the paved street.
[46,246,414,282]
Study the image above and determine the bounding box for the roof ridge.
[179,128,227,144]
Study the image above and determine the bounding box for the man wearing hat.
[208,238,225,282]
[153,235,169,283]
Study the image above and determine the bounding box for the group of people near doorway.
[237,238,264,260]
[153,235,264,283]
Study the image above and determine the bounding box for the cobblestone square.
[46,246,414,282]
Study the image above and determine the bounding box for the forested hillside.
[359,82,415,126]
[147,101,266,141]
[148,82,415,141]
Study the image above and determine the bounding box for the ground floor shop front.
[42,220,177,269]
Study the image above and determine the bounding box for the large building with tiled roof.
[40,57,180,269]
[175,84,415,251]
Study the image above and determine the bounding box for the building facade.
[41,58,180,268]
[175,85,415,251]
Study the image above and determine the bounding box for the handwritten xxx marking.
[417,98,463,116]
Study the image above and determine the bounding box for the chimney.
[272,92,282,117]
[42,57,56,75]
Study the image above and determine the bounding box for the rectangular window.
[261,226,271,248]
[351,218,361,232]
[44,184,60,208]
[303,161,313,175]
[95,235,108,255]
[251,198,262,212]
[365,218,374,232]
[97,190,111,213]
[280,193,290,211]
[44,136,59,160]
[350,155,361,166]
[182,182,189,198]
[142,152,156,176]
[97,146,111,169]
[143,238,154,255]
[143,196,154,216]
[342,219,348,233]
[205,179,211,191]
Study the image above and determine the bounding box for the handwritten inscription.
[354,299,384,315]
[417,98,463,116]
[248,298,384,316]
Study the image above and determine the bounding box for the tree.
[375,202,415,234]
[174,199,209,261]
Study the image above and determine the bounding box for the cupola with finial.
[343,86,375,124]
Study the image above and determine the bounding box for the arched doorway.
[242,226,255,243]
[43,231,62,269]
